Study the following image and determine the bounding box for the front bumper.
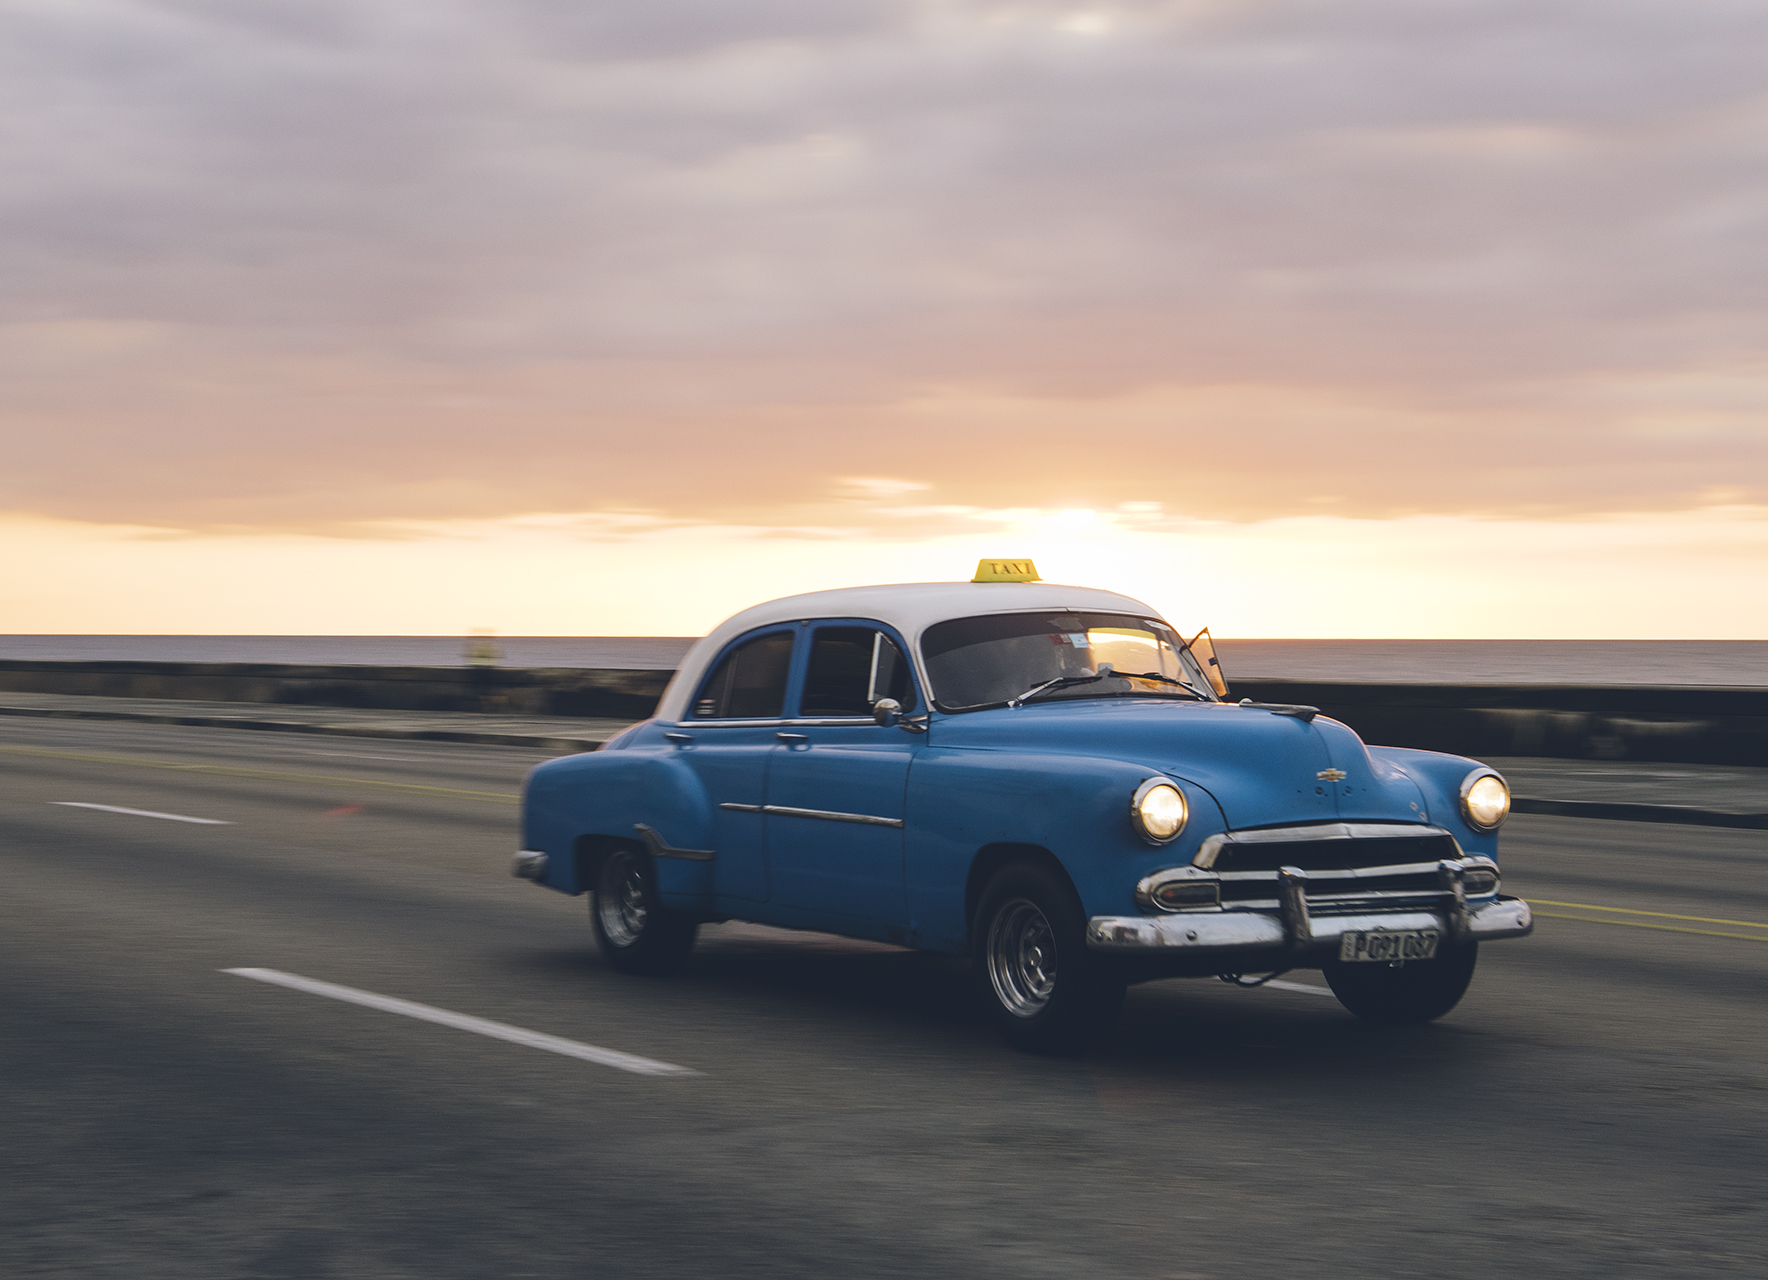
[1087,895,1533,957]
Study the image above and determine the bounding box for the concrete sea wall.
[0,659,1763,765]
[1230,678,1768,768]
[0,660,672,722]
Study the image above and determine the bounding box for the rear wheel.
[1322,941,1477,1024]
[592,848,698,976]
[972,862,1125,1054]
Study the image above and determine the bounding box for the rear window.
[691,631,795,719]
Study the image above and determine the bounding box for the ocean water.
[1,636,1764,686]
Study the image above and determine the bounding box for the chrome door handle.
[775,732,808,743]
[664,732,693,746]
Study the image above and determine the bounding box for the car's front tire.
[1322,941,1477,1024]
[972,862,1125,1054]
[592,847,698,976]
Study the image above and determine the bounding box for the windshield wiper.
[1008,665,1210,708]
[1117,670,1208,699]
[1006,674,1104,708]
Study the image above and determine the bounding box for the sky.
[3,0,1766,637]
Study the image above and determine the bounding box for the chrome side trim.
[1194,822,1457,868]
[1086,896,1534,953]
[764,805,904,829]
[675,719,795,728]
[633,823,716,861]
[716,801,903,828]
[511,850,549,880]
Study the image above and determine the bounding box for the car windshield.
[921,611,1217,712]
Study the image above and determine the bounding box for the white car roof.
[654,580,1164,722]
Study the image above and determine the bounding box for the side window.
[691,631,794,719]
[800,627,917,718]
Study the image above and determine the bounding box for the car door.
[765,622,923,926]
[674,626,795,903]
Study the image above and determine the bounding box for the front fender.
[1368,746,1504,858]
[904,747,1229,950]
[521,749,714,895]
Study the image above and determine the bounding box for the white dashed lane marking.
[51,802,231,825]
[223,968,701,1078]
[1263,980,1334,996]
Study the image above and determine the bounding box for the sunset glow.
[8,503,1765,639]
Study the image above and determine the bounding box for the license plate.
[1338,929,1439,963]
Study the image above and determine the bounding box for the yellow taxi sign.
[972,558,1041,583]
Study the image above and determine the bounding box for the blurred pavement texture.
[1,690,1761,827]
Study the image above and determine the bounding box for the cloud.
[2,0,1766,530]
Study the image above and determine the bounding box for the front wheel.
[592,848,698,976]
[972,862,1125,1054]
[1322,941,1477,1024]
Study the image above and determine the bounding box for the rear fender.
[521,750,714,896]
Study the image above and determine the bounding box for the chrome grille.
[1138,824,1498,923]
[1209,833,1459,873]
[1218,860,1445,909]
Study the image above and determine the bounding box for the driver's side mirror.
[871,697,903,726]
[1187,629,1229,698]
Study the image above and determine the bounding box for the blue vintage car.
[513,563,1532,1052]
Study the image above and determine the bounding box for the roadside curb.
[1511,797,1767,831]
[6,701,1763,831]
[0,703,608,754]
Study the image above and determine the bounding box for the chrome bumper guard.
[511,850,549,880]
[1087,895,1533,955]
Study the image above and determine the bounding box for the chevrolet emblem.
[1316,769,1347,782]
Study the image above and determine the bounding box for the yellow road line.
[0,744,519,804]
[1531,911,1768,944]
[1524,899,1768,931]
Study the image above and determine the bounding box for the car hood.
[930,698,1430,830]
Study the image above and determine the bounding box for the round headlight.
[1131,778,1188,844]
[1461,771,1511,832]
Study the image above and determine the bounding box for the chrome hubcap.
[987,898,1058,1018]
[598,852,648,947]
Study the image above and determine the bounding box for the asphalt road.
[4,716,1767,1279]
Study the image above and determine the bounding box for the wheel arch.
[573,832,645,896]
[963,842,1081,950]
